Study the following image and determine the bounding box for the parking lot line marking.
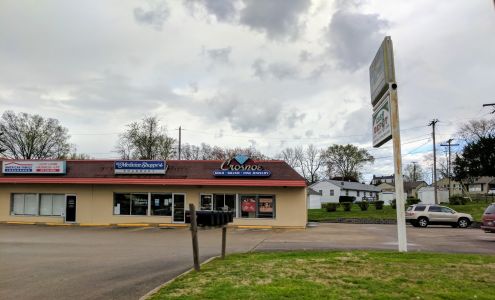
[158,224,188,228]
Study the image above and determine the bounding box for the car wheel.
[457,218,470,228]
[417,217,428,228]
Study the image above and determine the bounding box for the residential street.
[1,223,494,300]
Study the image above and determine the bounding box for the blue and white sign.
[114,160,166,174]
[213,170,271,177]
[213,155,271,177]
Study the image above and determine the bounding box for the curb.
[311,219,482,228]
[139,256,219,300]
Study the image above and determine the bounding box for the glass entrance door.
[172,194,186,223]
[65,195,77,222]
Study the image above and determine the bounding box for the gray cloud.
[252,59,299,80]
[240,0,311,39]
[184,0,239,21]
[327,10,388,71]
[134,2,170,31]
[206,47,232,64]
[285,111,306,129]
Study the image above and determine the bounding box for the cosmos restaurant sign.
[213,155,271,177]
[2,160,66,174]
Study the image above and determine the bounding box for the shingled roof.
[0,160,307,187]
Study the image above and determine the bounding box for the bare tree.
[323,144,374,181]
[116,116,175,160]
[456,118,495,142]
[403,163,426,182]
[0,111,71,159]
[296,145,325,184]
[278,147,299,170]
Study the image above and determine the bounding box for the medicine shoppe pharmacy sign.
[213,155,271,177]
[2,160,66,174]
[114,161,167,174]
[372,92,392,148]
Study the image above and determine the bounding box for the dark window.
[213,194,236,214]
[414,206,426,211]
[428,206,441,212]
[151,193,172,216]
[440,207,454,214]
[131,194,148,215]
[484,205,495,214]
[114,193,131,215]
[330,190,334,196]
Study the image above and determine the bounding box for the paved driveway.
[1,223,494,300]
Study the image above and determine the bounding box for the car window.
[406,206,413,211]
[440,207,454,213]
[414,206,426,211]
[484,205,495,214]
[428,206,441,212]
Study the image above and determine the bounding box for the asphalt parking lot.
[1,223,494,300]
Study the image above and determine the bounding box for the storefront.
[0,157,307,228]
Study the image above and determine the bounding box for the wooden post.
[221,226,227,259]
[189,203,200,271]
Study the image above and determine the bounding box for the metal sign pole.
[389,84,407,252]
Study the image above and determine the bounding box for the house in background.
[435,177,463,195]
[376,182,395,192]
[308,180,381,208]
[404,181,428,198]
[465,176,495,194]
[371,175,395,185]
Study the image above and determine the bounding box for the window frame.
[238,194,276,219]
[11,193,66,217]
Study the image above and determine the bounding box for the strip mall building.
[0,157,307,228]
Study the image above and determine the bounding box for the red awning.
[0,177,306,187]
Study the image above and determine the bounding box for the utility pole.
[441,139,460,198]
[412,161,417,182]
[178,126,182,160]
[428,119,439,204]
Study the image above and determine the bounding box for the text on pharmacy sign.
[213,155,271,177]
[2,161,66,174]
[114,160,166,174]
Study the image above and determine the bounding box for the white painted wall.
[307,194,322,209]
[378,192,407,205]
[418,187,449,204]
[310,181,341,203]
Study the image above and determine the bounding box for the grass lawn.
[308,202,489,222]
[149,251,495,300]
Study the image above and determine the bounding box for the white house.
[308,180,381,208]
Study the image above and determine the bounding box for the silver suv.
[406,204,473,228]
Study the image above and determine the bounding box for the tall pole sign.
[370,36,407,252]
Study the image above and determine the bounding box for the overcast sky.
[0,0,494,182]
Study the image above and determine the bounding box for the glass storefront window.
[114,193,131,215]
[131,194,148,215]
[239,195,275,219]
[151,193,172,216]
[200,194,212,210]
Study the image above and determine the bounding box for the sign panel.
[369,36,395,105]
[213,154,271,177]
[114,160,166,174]
[2,160,66,174]
[372,92,392,148]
